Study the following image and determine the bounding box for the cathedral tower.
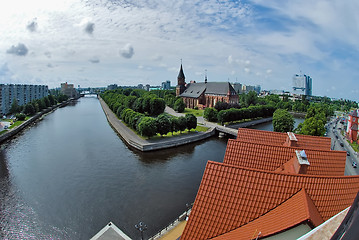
[176,64,186,96]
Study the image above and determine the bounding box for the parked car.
[347,151,351,156]
[340,143,344,147]
[335,135,338,139]
[352,162,357,168]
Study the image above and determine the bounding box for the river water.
[0,97,304,239]
[0,97,228,239]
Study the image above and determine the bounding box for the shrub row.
[204,104,275,124]
[120,108,197,138]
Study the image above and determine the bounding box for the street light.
[135,221,147,240]
[186,203,193,218]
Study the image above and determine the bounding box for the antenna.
[180,58,182,65]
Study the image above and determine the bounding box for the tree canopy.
[272,109,294,133]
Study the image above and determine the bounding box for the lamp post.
[135,221,147,240]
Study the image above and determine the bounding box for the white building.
[0,84,49,115]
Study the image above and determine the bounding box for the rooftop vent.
[296,150,310,166]
[287,132,298,142]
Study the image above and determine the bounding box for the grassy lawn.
[183,108,204,117]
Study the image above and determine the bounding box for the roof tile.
[224,139,346,176]
[181,161,359,240]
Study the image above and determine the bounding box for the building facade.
[0,84,49,115]
[293,74,312,96]
[176,65,239,109]
[161,80,171,90]
[60,82,79,98]
[346,110,358,143]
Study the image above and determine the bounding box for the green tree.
[9,98,21,114]
[24,103,36,115]
[150,98,166,115]
[296,117,326,136]
[185,113,197,131]
[15,113,26,121]
[155,114,172,136]
[245,91,258,107]
[174,98,185,113]
[204,107,218,122]
[177,116,187,132]
[272,109,294,133]
[137,117,157,138]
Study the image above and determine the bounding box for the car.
[335,135,338,139]
[333,127,335,129]
[340,143,344,147]
[352,162,357,168]
[347,151,351,156]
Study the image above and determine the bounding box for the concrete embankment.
[0,100,71,144]
[227,117,273,129]
[98,97,216,152]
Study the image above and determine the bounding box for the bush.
[137,117,157,138]
[185,114,197,131]
[15,113,26,121]
[174,98,185,113]
[155,114,172,136]
[204,108,218,122]
[150,98,166,115]
[177,116,187,132]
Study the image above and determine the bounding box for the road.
[326,118,359,176]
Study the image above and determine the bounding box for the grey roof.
[180,82,236,98]
[180,83,206,98]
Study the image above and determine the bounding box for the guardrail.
[148,209,191,240]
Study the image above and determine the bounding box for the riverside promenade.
[98,97,216,152]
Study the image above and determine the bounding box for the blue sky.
[0,0,358,101]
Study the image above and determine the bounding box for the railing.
[148,208,192,240]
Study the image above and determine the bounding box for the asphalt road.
[326,118,359,176]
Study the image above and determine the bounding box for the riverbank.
[0,99,73,144]
[98,97,216,152]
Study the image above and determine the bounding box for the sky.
[0,0,358,101]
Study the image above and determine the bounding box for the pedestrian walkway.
[158,221,187,240]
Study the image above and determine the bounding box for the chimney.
[285,132,298,147]
[294,150,310,174]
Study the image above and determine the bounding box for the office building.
[293,74,312,96]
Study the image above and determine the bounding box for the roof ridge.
[207,161,358,179]
[233,139,345,154]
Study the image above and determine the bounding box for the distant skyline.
[0,0,358,101]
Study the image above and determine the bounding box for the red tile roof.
[181,161,359,240]
[212,189,324,240]
[236,128,332,150]
[224,139,346,176]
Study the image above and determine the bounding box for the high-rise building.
[0,84,49,115]
[293,74,312,96]
[161,80,171,90]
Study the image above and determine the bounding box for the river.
[0,97,304,239]
[0,97,228,239]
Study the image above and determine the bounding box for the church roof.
[237,128,332,150]
[180,82,236,98]
[178,64,185,79]
[224,139,346,176]
[180,161,359,240]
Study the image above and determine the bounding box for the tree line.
[101,88,197,138]
[8,94,69,120]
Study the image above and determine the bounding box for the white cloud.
[6,43,29,56]
[228,55,233,64]
[26,18,38,32]
[120,44,134,59]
